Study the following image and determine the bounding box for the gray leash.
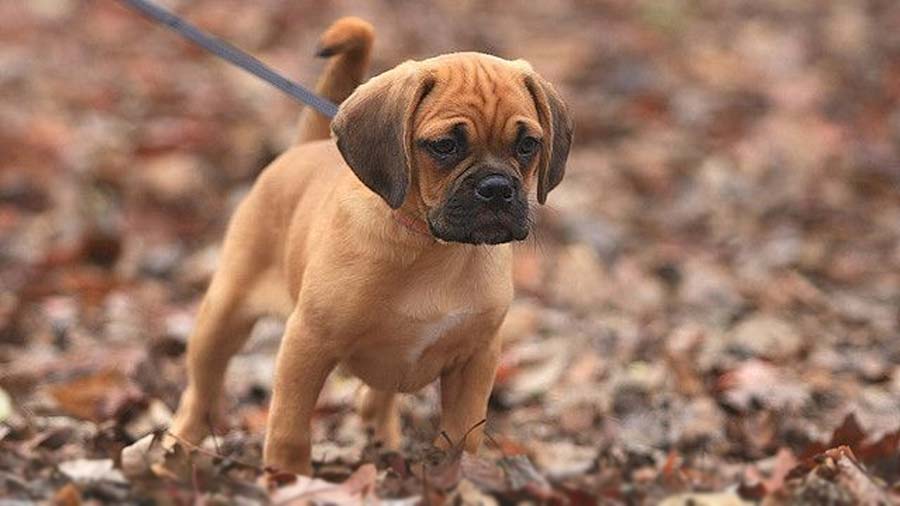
[118,0,339,119]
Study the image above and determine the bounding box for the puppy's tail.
[295,17,374,145]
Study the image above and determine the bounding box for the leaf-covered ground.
[2,1,900,504]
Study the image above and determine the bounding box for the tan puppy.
[168,17,572,475]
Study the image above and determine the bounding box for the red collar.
[392,210,432,238]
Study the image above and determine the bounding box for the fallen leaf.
[741,447,798,498]
[52,483,82,506]
[58,458,127,485]
[500,455,557,500]
[46,369,141,422]
[772,446,893,506]
[799,413,900,484]
[450,479,499,506]
[270,463,378,505]
[460,453,507,493]
[0,386,11,423]
[498,338,570,405]
[531,440,598,480]
[728,315,803,361]
[120,432,166,479]
[717,359,809,411]
[660,491,753,506]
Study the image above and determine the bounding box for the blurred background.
[1,0,899,503]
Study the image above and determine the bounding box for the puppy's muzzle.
[428,170,530,245]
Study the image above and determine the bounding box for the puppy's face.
[332,53,573,245]
[413,57,541,244]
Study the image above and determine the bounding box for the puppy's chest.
[385,289,483,360]
[343,285,497,392]
[337,253,512,391]
[400,308,474,361]
[344,307,480,392]
[390,276,501,353]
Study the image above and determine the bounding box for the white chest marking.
[406,311,469,362]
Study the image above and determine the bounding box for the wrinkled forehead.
[415,54,541,141]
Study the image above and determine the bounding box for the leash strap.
[119,0,339,118]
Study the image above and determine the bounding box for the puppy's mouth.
[428,212,529,245]
[427,173,530,245]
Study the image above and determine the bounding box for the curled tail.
[295,17,374,145]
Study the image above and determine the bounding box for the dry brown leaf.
[769,446,893,506]
[52,483,82,506]
[741,447,798,499]
[46,369,141,422]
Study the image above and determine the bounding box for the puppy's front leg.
[438,338,501,452]
[263,311,337,475]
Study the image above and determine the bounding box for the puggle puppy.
[168,16,573,475]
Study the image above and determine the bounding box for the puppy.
[168,16,573,475]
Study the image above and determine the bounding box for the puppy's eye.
[517,136,540,157]
[429,138,458,157]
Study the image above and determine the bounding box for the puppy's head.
[332,53,573,245]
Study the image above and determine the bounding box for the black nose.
[475,175,514,203]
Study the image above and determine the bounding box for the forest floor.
[2,1,900,504]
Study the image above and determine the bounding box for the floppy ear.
[331,62,435,209]
[525,74,574,205]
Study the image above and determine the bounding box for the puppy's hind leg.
[168,275,258,446]
[358,386,401,449]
